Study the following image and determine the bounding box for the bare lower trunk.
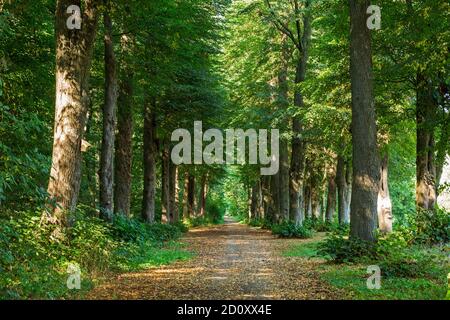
[99,4,117,219]
[198,174,208,218]
[187,173,196,218]
[326,165,337,223]
[141,103,157,223]
[279,139,290,221]
[169,163,179,222]
[161,142,170,223]
[378,153,392,233]
[46,0,99,226]
[261,176,272,221]
[349,0,380,242]
[182,171,189,219]
[304,182,312,219]
[271,170,281,223]
[114,78,133,216]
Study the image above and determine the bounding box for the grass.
[113,241,194,272]
[0,210,194,300]
[283,237,449,300]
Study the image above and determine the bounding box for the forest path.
[87,216,343,300]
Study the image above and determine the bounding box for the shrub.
[317,234,376,263]
[0,209,190,299]
[412,208,450,245]
[304,218,342,233]
[272,221,314,239]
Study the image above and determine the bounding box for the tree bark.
[114,34,134,216]
[349,0,380,242]
[261,175,272,221]
[46,0,99,225]
[378,153,392,233]
[416,72,437,210]
[169,163,179,223]
[326,165,337,223]
[289,3,312,227]
[271,170,281,223]
[336,155,350,224]
[99,2,117,219]
[279,139,290,221]
[187,173,196,218]
[141,102,157,223]
[198,173,208,218]
[161,141,170,223]
[182,171,189,219]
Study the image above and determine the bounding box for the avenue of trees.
[0,0,449,299]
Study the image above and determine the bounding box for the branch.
[264,0,300,50]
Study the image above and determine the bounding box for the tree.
[99,0,117,219]
[348,0,380,242]
[46,0,100,226]
[141,101,157,223]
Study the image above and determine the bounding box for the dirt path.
[88,217,343,300]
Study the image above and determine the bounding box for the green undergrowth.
[283,209,450,300]
[0,208,192,300]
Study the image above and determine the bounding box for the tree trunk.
[182,171,189,220]
[326,165,337,223]
[289,4,312,227]
[349,0,380,242]
[46,0,99,225]
[99,3,117,219]
[169,163,179,223]
[271,170,281,223]
[345,160,352,219]
[378,153,392,233]
[141,102,157,223]
[304,182,312,219]
[337,155,350,224]
[310,176,320,220]
[261,175,272,221]
[114,35,134,216]
[279,139,290,221]
[416,72,437,210]
[187,173,196,218]
[161,141,170,223]
[198,173,208,218]
[278,34,290,222]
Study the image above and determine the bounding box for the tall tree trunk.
[250,185,257,221]
[337,155,350,224]
[304,181,312,219]
[182,171,189,220]
[141,102,157,223]
[187,173,196,218]
[349,0,380,242]
[279,139,290,221]
[345,160,352,219]
[271,170,281,223]
[161,141,170,223]
[278,34,290,222]
[326,165,337,223]
[289,3,312,227]
[261,175,272,222]
[198,173,208,218]
[114,34,134,216]
[310,176,320,220]
[169,163,179,223]
[416,72,437,210]
[99,3,117,219]
[378,153,392,233]
[46,0,99,225]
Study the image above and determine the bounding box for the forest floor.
[87,216,345,300]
